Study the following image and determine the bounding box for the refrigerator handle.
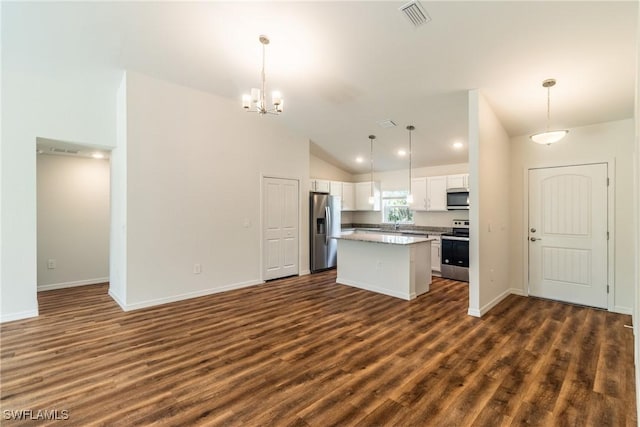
[325,206,330,245]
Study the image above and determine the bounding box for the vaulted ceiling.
[4,1,637,173]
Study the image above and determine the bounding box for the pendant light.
[406,125,415,204]
[530,78,568,145]
[368,135,376,205]
[242,35,283,115]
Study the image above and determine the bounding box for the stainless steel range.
[441,219,469,282]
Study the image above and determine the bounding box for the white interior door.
[528,164,608,308]
[263,177,299,280]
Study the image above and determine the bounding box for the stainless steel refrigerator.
[310,193,341,273]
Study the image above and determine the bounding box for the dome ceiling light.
[530,78,568,145]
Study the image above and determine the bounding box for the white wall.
[468,90,511,317]
[1,6,121,320]
[37,154,110,289]
[310,154,353,182]
[351,164,470,227]
[109,74,128,307]
[121,71,309,309]
[635,3,640,414]
[509,119,635,314]
[1,1,4,323]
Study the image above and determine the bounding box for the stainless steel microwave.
[447,188,469,210]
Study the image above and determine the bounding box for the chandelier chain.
[261,42,266,108]
[408,127,412,195]
[546,85,551,132]
[369,135,376,202]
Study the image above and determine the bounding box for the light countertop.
[334,232,434,246]
[341,227,446,236]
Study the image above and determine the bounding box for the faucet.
[394,222,400,231]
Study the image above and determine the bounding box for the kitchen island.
[333,233,433,300]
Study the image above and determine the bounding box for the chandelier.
[242,35,283,115]
[530,78,568,145]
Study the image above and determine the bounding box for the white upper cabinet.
[426,176,448,211]
[311,179,356,211]
[411,173,469,212]
[355,181,380,211]
[329,181,343,197]
[310,179,330,193]
[447,173,469,189]
[410,177,428,211]
[342,182,355,211]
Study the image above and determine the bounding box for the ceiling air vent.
[50,147,79,154]
[377,119,397,129]
[399,0,431,27]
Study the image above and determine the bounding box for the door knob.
[530,227,536,233]
[530,237,541,242]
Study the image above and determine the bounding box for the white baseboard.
[467,308,481,317]
[108,288,127,311]
[636,325,639,426]
[1,309,39,323]
[509,288,526,296]
[299,270,311,276]
[38,277,109,292]
[468,288,512,318]
[118,279,263,312]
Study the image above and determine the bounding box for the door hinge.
[607,177,610,186]
[607,231,609,240]
[607,285,610,294]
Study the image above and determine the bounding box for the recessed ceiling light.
[92,152,105,159]
[453,142,464,149]
[355,156,364,163]
[397,149,407,157]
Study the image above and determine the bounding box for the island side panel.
[410,241,432,297]
[336,239,411,300]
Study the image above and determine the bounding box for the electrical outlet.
[193,264,201,274]
[47,259,56,269]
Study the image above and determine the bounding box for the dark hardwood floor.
[1,270,636,426]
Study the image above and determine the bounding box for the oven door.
[441,237,469,282]
[441,237,469,268]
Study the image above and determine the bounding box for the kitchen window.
[382,190,414,224]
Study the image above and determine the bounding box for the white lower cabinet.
[429,235,441,274]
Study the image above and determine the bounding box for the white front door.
[528,164,608,308]
[263,177,299,280]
